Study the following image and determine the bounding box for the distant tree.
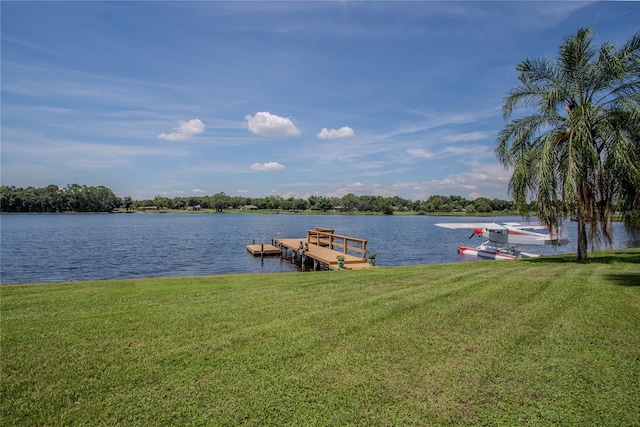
[152,195,170,209]
[315,196,333,212]
[210,192,229,212]
[341,193,360,211]
[358,195,373,212]
[295,198,309,211]
[228,196,250,209]
[496,28,640,261]
[473,197,492,213]
[390,195,411,211]
[423,195,443,213]
[122,196,133,211]
[172,198,186,210]
[265,195,282,210]
[65,184,86,211]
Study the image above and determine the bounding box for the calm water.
[1,213,637,284]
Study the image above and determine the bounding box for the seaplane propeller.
[468,227,483,239]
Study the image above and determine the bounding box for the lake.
[1,213,637,284]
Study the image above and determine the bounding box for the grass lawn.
[2,249,639,425]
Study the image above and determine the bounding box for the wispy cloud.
[444,131,492,142]
[441,144,490,157]
[2,35,69,60]
[406,148,434,159]
[396,107,501,137]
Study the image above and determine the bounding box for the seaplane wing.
[435,222,506,231]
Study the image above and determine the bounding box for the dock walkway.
[275,228,372,270]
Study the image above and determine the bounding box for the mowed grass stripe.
[2,249,639,425]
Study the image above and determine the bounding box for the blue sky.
[2,1,638,201]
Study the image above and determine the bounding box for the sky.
[2,1,639,201]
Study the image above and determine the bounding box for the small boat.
[458,241,540,260]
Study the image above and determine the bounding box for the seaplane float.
[435,221,569,260]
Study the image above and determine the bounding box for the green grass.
[2,250,639,425]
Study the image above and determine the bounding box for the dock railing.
[306,229,367,260]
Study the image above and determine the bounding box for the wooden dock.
[246,243,281,256]
[275,227,372,270]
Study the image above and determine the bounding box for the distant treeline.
[1,184,524,214]
[1,184,121,213]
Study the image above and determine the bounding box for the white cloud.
[192,188,206,194]
[407,148,434,159]
[245,112,300,137]
[250,162,286,171]
[317,126,355,139]
[158,119,205,141]
[280,191,300,199]
[332,182,367,197]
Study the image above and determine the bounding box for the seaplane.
[435,220,569,260]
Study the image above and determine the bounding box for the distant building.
[240,205,258,210]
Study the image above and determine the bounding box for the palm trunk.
[576,215,589,261]
[574,176,591,262]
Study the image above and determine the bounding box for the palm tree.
[496,28,640,261]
